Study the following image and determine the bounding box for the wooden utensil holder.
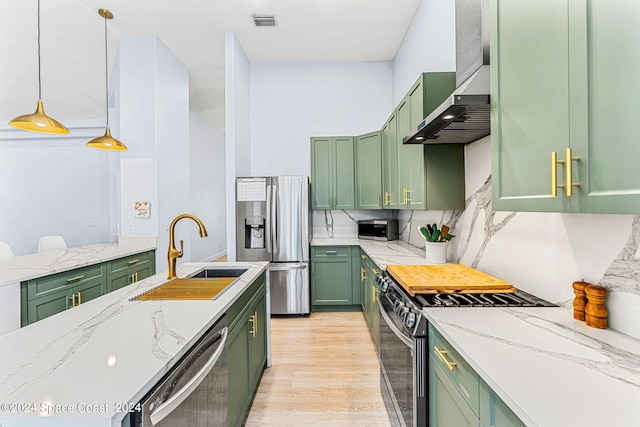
[584,285,608,329]
[572,281,588,321]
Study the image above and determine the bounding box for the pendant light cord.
[37,0,42,99]
[103,14,109,127]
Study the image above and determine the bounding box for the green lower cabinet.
[106,250,156,293]
[479,379,526,427]
[360,250,379,351]
[21,250,156,327]
[227,275,267,427]
[311,246,362,311]
[429,324,525,427]
[429,354,481,427]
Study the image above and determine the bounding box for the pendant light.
[87,8,127,151]
[9,0,69,134]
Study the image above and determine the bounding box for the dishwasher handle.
[149,326,228,425]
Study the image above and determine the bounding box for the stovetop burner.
[377,271,556,309]
[414,288,556,308]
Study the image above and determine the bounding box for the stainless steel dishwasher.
[130,315,228,426]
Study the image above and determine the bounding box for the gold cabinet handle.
[372,286,377,303]
[406,188,411,203]
[373,268,381,275]
[249,312,257,337]
[564,148,580,196]
[378,194,381,206]
[127,259,140,265]
[70,293,76,308]
[67,275,85,283]
[361,254,367,260]
[77,292,82,305]
[361,267,366,282]
[551,149,580,197]
[384,192,391,205]
[434,346,457,371]
[135,272,139,282]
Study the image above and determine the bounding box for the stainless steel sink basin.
[189,268,248,278]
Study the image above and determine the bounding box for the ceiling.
[1,0,421,132]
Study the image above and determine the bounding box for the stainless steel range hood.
[404,0,490,145]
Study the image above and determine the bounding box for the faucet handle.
[179,239,184,257]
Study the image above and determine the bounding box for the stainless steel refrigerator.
[236,176,310,314]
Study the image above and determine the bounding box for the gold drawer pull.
[434,346,457,371]
[67,275,84,282]
[77,292,82,305]
[70,294,76,308]
[127,259,140,265]
[373,268,381,275]
[361,267,365,282]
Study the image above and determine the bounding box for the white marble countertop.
[311,237,428,268]
[425,307,640,427]
[0,239,157,288]
[0,261,269,427]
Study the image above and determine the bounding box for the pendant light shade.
[87,8,127,151]
[9,0,69,134]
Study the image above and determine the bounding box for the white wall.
[250,61,393,177]
[190,111,227,261]
[225,33,252,262]
[118,36,221,271]
[392,0,456,104]
[0,121,119,256]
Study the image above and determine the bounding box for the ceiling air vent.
[253,14,277,27]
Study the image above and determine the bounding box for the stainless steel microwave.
[358,219,398,241]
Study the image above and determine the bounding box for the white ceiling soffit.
[0,0,421,132]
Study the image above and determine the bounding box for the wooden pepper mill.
[572,281,588,321]
[584,285,608,329]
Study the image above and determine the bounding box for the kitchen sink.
[133,267,248,301]
[190,268,248,278]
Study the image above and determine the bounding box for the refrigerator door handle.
[269,264,308,271]
[266,182,272,254]
[271,179,278,253]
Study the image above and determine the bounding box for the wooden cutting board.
[135,277,235,300]
[386,264,515,295]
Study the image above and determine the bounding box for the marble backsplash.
[311,136,640,340]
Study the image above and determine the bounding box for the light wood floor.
[244,312,392,427]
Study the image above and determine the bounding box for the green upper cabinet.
[381,113,399,208]
[391,72,462,210]
[310,136,355,210]
[355,131,382,209]
[492,0,640,214]
[491,0,570,212]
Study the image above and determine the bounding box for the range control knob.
[379,279,389,292]
[394,300,404,314]
[400,306,410,321]
[404,312,416,329]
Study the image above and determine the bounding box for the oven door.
[378,295,416,427]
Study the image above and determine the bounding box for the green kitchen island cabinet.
[355,131,383,209]
[20,250,156,326]
[491,0,640,214]
[311,246,363,311]
[310,136,355,210]
[429,325,524,427]
[227,272,267,427]
[106,250,156,292]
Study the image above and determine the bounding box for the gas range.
[376,271,556,319]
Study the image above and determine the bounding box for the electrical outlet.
[129,224,134,234]
[87,219,97,227]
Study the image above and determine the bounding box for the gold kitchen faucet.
[167,214,208,279]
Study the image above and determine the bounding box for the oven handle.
[378,299,414,349]
[149,326,228,425]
